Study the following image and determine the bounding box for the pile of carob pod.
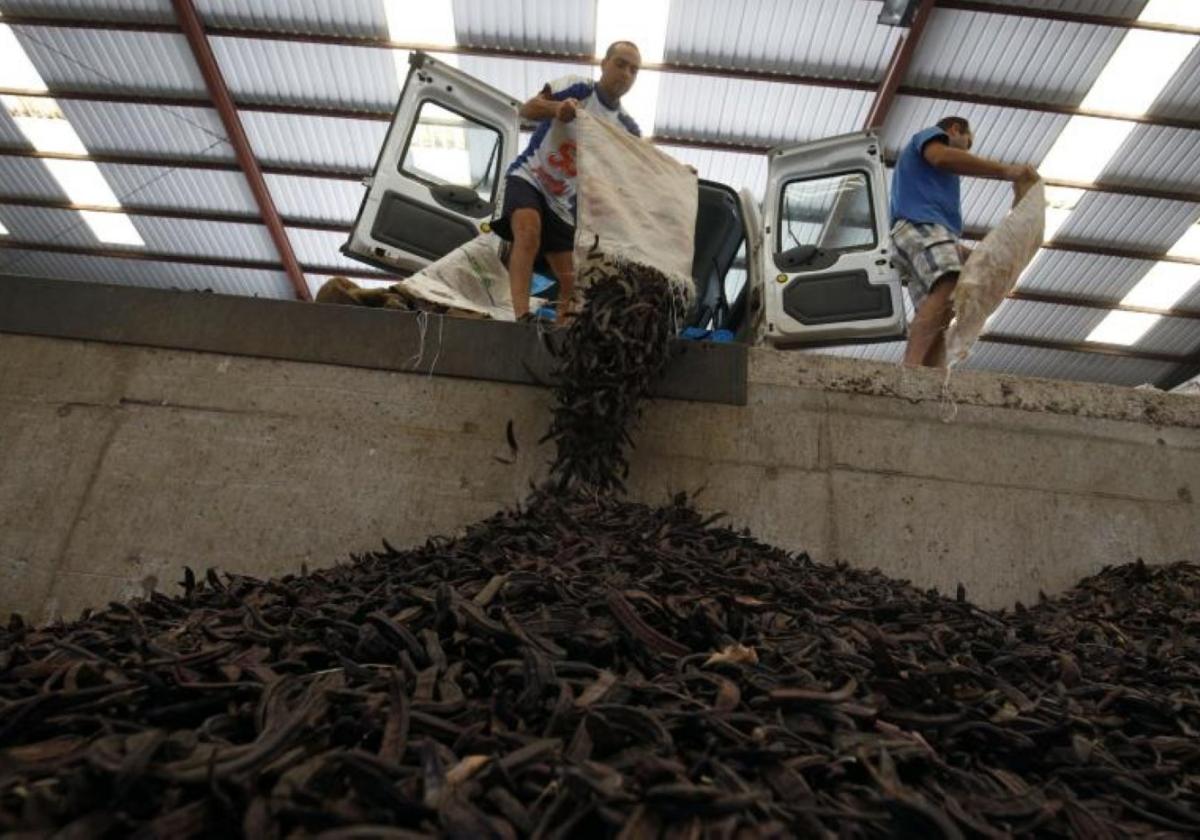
[2,269,1198,838]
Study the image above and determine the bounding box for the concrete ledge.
[0,275,747,406]
[2,292,1199,623]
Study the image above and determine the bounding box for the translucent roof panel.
[665,0,901,82]
[986,298,1106,342]
[0,109,27,148]
[8,25,205,97]
[906,9,1123,107]
[195,0,389,38]
[884,96,1068,166]
[453,0,596,55]
[1102,125,1200,194]
[656,75,871,147]
[56,100,233,161]
[456,56,592,103]
[0,246,293,298]
[240,112,386,173]
[1015,250,1157,300]
[0,203,276,261]
[0,0,173,23]
[211,37,399,112]
[1056,193,1199,253]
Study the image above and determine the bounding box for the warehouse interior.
[2,1,1200,837]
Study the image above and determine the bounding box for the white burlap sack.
[945,180,1045,365]
[572,110,698,303]
[394,232,515,320]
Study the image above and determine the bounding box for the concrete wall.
[3,331,1198,623]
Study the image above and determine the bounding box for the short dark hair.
[937,116,970,134]
[604,40,640,60]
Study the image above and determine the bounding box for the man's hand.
[556,98,579,123]
[1004,163,1039,184]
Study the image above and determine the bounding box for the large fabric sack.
[945,180,1045,365]
[572,110,698,305]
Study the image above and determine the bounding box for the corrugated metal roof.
[1015,249,1156,300]
[1138,315,1200,357]
[1178,276,1200,309]
[195,0,389,38]
[0,0,173,23]
[0,157,67,200]
[211,36,398,112]
[456,56,592,102]
[656,75,871,147]
[884,96,1069,164]
[266,175,364,224]
[1102,125,1200,193]
[985,298,1106,341]
[0,203,107,246]
[97,163,257,214]
[9,26,205,97]
[805,342,906,363]
[960,176,1016,231]
[0,247,293,298]
[240,112,385,172]
[56,100,233,160]
[664,0,901,82]
[963,342,1173,387]
[0,202,277,261]
[906,9,1123,107]
[950,0,1148,17]
[286,227,386,272]
[1152,42,1200,121]
[453,0,595,55]
[1056,193,1200,252]
[655,144,768,201]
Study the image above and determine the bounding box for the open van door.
[343,52,520,274]
[761,131,905,346]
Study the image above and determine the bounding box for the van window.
[400,101,503,203]
[779,170,876,254]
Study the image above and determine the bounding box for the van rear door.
[343,52,520,274]
[761,131,906,346]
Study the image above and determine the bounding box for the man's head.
[937,116,973,151]
[598,40,641,101]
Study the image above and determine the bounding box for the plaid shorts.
[890,219,963,313]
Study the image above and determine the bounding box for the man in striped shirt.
[491,41,643,321]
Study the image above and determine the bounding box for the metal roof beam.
[865,0,935,130]
[0,237,388,281]
[936,1,1200,36]
[170,0,310,301]
[980,333,1196,366]
[6,196,1200,321]
[2,16,1197,131]
[4,86,1197,204]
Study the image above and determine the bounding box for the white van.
[344,52,906,348]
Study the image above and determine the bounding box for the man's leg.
[507,207,542,318]
[543,250,575,321]
[902,273,957,367]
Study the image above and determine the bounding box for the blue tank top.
[889,126,962,236]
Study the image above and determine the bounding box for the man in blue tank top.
[890,117,1038,367]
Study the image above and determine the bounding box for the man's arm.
[519,93,577,121]
[924,142,1037,183]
